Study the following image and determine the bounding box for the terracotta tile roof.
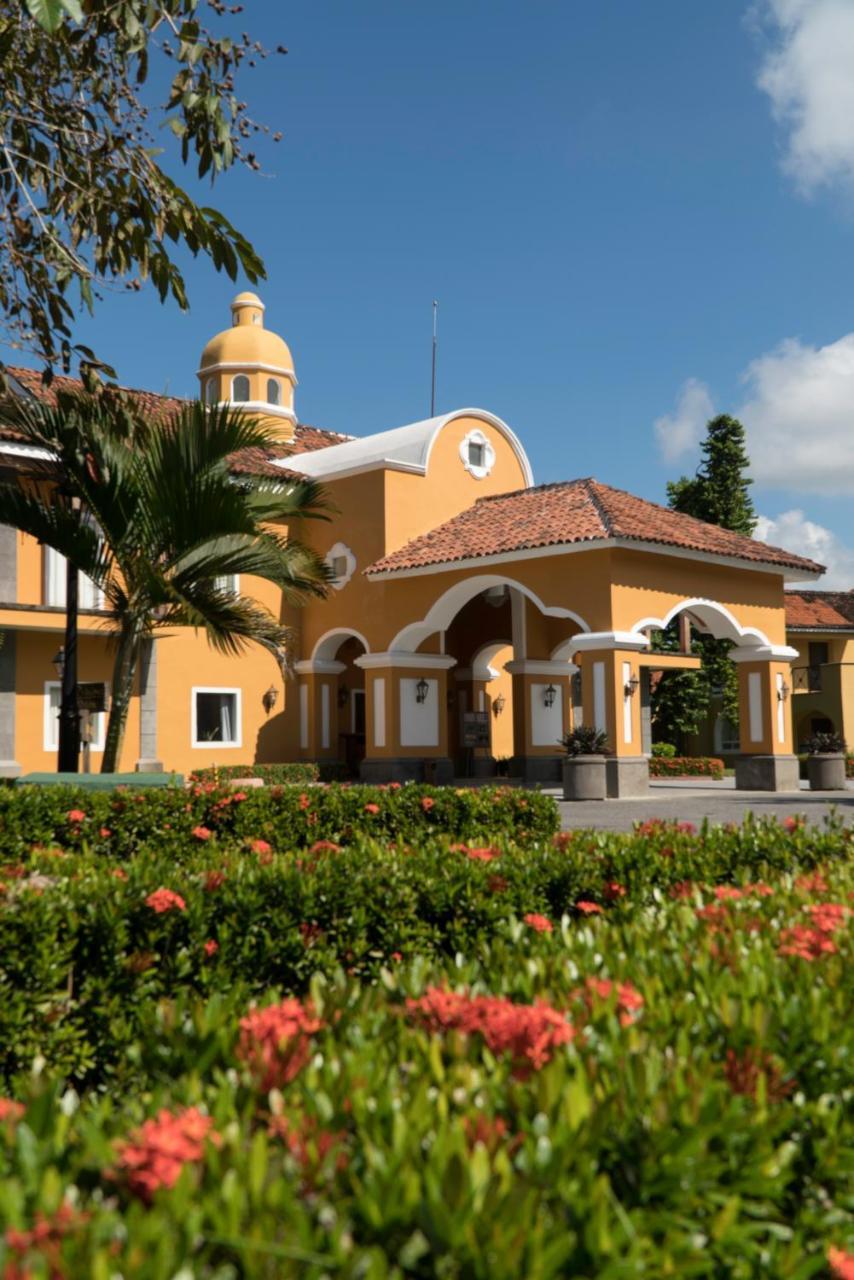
[785,590,854,630]
[0,365,350,475]
[365,478,825,577]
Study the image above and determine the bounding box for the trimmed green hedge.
[189,762,320,785]
[0,821,851,1276]
[0,813,847,1089]
[649,755,724,779]
[0,782,558,861]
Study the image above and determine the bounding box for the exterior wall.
[787,629,854,747]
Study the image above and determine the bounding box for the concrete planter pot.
[807,752,847,791]
[562,755,607,801]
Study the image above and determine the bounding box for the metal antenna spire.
[430,299,438,417]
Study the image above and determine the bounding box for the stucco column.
[504,659,573,785]
[732,646,799,791]
[573,633,649,797]
[0,631,21,778]
[293,659,346,763]
[135,639,163,772]
[354,652,456,784]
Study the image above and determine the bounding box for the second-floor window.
[43,547,103,610]
[232,374,250,402]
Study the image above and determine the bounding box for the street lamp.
[52,646,65,678]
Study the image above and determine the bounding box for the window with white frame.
[43,681,106,752]
[266,377,281,406]
[43,546,104,610]
[231,374,250,402]
[192,688,242,747]
[459,428,496,479]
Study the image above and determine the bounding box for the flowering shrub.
[112,1106,218,1201]
[189,762,320,785]
[237,998,323,1090]
[648,756,725,779]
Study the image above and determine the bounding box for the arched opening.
[267,377,281,406]
[232,374,250,402]
[204,377,218,405]
[310,629,369,777]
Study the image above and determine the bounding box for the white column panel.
[748,671,763,743]
[593,662,606,734]
[320,683,330,749]
[776,672,785,744]
[299,683,309,750]
[400,678,439,747]
[530,683,564,747]
[622,660,633,744]
[373,677,386,748]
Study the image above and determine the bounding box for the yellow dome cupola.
[196,292,297,442]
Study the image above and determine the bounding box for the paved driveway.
[550,779,854,833]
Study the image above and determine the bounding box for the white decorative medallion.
[325,542,356,591]
[459,428,496,480]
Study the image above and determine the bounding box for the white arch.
[311,627,371,663]
[422,410,534,488]
[389,574,590,653]
[470,641,512,682]
[629,597,771,648]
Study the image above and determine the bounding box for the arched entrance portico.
[294,630,369,776]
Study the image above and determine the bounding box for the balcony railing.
[792,665,822,693]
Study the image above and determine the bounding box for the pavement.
[546,778,854,833]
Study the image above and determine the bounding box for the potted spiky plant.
[805,731,847,791]
[559,726,609,801]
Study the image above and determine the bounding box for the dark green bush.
[188,762,320,785]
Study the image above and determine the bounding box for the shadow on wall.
[253,709,290,764]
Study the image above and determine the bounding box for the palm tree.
[0,389,331,771]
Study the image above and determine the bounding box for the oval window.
[267,378,281,406]
[232,374,250,402]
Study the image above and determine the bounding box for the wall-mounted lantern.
[415,677,430,704]
[52,646,65,678]
[262,684,279,714]
[542,683,557,708]
[338,683,350,708]
[777,679,790,702]
[492,692,506,718]
[624,673,640,698]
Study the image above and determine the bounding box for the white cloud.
[737,333,854,494]
[653,378,715,463]
[756,0,854,194]
[756,509,854,588]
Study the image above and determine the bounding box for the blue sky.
[14,1,854,583]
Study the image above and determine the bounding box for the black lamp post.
[55,486,81,773]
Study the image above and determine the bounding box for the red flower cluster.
[829,1247,854,1280]
[0,1097,25,1124]
[524,913,553,934]
[778,902,848,960]
[66,809,86,824]
[465,846,500,863]
[299,921,323,947]
[298,793,311,810]
[462,1112,520,1156]
[573,977,645,1028]
[724,1047,794,1102]
[204,870,226,892]
[795,870,829,894]
[113,1106,218,1202]
[267,1113,348,1184]
[363,803,380,815]
[309,840,341,854]
[204,939,219,957]
[604,881,626,902]
[406,987,574,1078]
[782,816,804,834]
[145,888,186,914]
[4,1202,86,1273]
[249,838,272,856]
[576,900,602,915]
[192,826,212,841]
[237,999,323,1091]
[421,796,435,812]
[111,867,128,882]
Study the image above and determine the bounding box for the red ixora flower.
[111,867,128,881]
[829,1247,854,1280]
[204,939,219,957]
[192,826,212,841]
[298,793,310,810]
[576,900,602,915]
[604,881,626,901]
[782,815,803,834]
[724,1047,794,1103]
[4,1202,87,1270]
[249,838,272,855]
[99,827,112,838]
[406,987,574,1078]
[66,809,86,824]
[0,1097,25,1124]
[204,870,226,892]
[363,802,380,815]
[237,999,323,1091]
[524,912,553,934]
[421,796,435,812]
[113,1106,218,1202]
[309,839,341,854]
[574,977,645,1028]
[145,888,186,915]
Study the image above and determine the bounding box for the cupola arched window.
[266,378,281,406]
[205,378,217,405]
[231,374,250,402]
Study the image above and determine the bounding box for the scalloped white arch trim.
[470,641,511,682]
[389,574,590,653]
[427,411,532,486]
[311,627,371,663]
[629,598,771,648]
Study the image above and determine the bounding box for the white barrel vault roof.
[276,408,534,486]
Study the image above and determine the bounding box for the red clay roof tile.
[365,478,824,577]
[785,590,854,629]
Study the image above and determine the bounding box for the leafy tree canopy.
[2,0,283,376]
[667,414,756,536]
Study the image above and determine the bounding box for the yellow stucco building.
[0,293,827,792]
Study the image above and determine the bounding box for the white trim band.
[354,652,458,671]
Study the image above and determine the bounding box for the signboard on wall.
[461,711,490,748]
